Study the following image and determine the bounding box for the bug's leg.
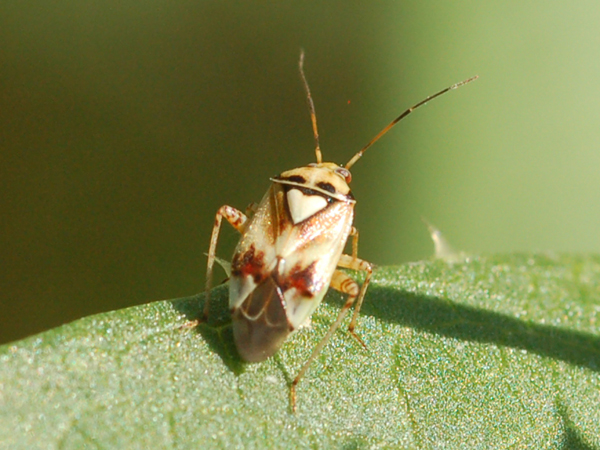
[245,202,259,217]
[350,226,359,259]
[340,227,373,344]
[204,205,248,320]
[336,253,373,348]
[290,268,363,412]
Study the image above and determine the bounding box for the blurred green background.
[2,1,600,344]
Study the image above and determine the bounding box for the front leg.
[204,205,248,319]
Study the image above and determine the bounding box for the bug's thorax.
[272,162,355,225]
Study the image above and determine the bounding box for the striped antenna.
[299,50,323,163]
[345,75,478,170]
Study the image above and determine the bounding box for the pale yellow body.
[229,165,355,362]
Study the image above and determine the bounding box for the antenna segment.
[299,50,323,164]
[345,75,478,169]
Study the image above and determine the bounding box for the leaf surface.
[1,254,599,449]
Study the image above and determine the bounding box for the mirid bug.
[203,52,476,411]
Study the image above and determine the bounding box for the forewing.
[232,276,291,362]
[229,183,354,360]
[277,197,354,329]
[229,186,284,309]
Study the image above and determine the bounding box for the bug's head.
[273,162,354,204]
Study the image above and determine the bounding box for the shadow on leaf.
[556,401,597,450]
[170,286,246,375]
[170,269,600,377]
[353,283,600,373]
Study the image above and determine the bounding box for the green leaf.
[1,254,599,449]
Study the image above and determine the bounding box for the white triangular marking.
[287,189,328,224]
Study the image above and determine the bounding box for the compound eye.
[335,167,352,183]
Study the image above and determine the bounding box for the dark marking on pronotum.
[284,185,337,203]
[283,175,306,184]
[317,181,336,194]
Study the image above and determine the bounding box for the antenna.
[345,75,478,170]
[299,50,323,164]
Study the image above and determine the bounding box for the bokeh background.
[2,2,600,344]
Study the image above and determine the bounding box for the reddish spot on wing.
[283,261,317,298]
[232,245,318,299]
[232,244,267,284]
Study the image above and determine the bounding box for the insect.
[203,51,476,411]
